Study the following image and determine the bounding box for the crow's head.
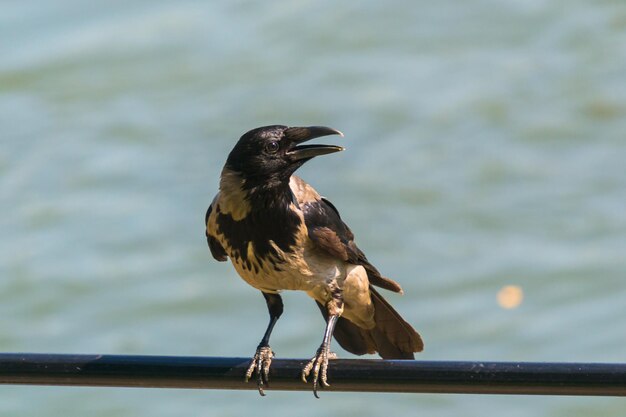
[225,125,344,185]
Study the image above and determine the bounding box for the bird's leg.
[302,289,343,398]
[245,292,283,396]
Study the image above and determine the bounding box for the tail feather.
[314,286,423,359]
[368,287,423,358]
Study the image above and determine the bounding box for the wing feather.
[301,196,403,293]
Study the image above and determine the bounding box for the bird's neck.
[219,168,295,218]
[247,181,294,212]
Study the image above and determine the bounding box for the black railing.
[1,353,625,396]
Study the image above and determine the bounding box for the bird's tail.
[316,287,423,359]
[365,287,423,358]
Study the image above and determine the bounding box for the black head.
[225,125,344,186]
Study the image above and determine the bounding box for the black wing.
[302,197,402,293]
[205,203,227,262]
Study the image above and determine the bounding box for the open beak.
[284,126,345,161]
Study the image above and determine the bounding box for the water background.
[1,1,626,415]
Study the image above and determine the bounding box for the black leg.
[259,292,283,346]
[245,292,283,396]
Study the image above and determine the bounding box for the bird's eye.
[265,141,280,154]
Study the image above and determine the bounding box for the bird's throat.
[219,168,296,220]
[216,171,302,265]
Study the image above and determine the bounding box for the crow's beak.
[284,126,344,161]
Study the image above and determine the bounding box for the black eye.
[265,141,279,153]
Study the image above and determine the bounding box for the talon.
[301,346,332,398]
[245,346,274,396]
[320,360,330,387]
[244,362,254,383]
[301,359,314,383]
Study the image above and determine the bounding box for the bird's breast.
[234,225,344,294]
[210,202,343,293]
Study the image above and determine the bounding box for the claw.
[245,346,274,396]
[301,348,336,398]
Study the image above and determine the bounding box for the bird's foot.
[245,345,274,396]
[301,347,337,398]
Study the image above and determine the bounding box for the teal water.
[1,1,626,415]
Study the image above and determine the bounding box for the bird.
[205,125,423,397]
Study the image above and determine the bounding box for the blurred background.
[1,0,625,415]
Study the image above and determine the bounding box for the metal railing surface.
[1,353,625,396]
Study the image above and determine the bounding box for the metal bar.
[0,353,625,396]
